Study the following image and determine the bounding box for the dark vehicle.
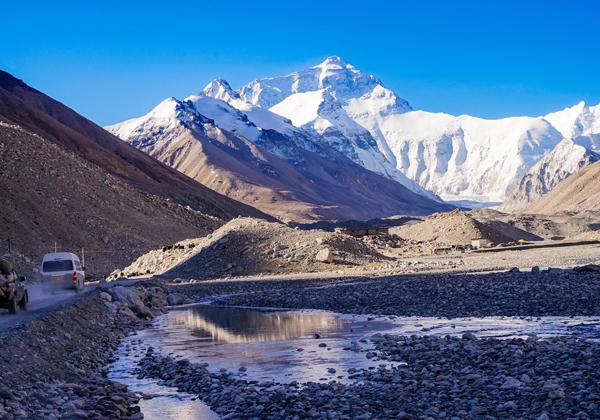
[0,254,28,314]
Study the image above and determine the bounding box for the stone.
[99,292,112,302]
[574,264,600,272]
[531,266,540,274]
[166,294,184,306]
[462,332,477,341]
[501,377,521,390]
[137,306,155,319]
[316,249,334,263]
[109,286,144,310]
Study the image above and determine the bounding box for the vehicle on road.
[40,253,85,293]
[0,254,28,314]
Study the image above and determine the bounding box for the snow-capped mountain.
[106,83,451,221]
[499,139,600,212]
[543,101,600,151]
[108,56,600,212]
[234,57,576,204]
[235,56,428,196]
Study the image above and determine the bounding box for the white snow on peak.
[237,56,412,112]
[106,97,197,142]
[185,94,261,141]
[201,78,241,103]
[543,101,600,151]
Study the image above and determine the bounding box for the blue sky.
[1,0,599,126]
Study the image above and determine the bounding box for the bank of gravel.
[136,333,600,420]
[214,271,600,318]
[0,280,182,420]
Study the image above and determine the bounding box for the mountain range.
[108,57,600,215]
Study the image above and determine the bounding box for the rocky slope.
[0,69,269,221]
[0,123,223,277]
[107,88,451,222]
[524,158,600,214]
[500,139,600,212]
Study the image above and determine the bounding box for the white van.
[40,253,85,292]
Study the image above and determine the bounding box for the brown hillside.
[0,69,271,221]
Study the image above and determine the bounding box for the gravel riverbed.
[136,333,600,420]
[131,269,600,420]
[177,270,600,318]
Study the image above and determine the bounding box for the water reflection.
[139,306,600,386]
[173,306,348,343]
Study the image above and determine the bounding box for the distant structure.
[335,227,389,237]
[426,208,466,221]
[471,238,489,249]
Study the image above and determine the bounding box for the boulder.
[316,249,334,263]
[99,292,112,302]
[150,296,168,307]
[167,293,184,306]
[109,286,144,310]
[137,306,155,319]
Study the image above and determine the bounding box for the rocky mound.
[396,212,514,247]
[121,218,391,279]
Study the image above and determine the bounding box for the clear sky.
[1,0,599,126]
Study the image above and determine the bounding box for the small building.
[335,227,389,237]
[471,238,489,249]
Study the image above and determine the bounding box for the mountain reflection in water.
[170,306,349,344]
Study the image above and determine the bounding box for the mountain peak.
[319,56,349,67]
[201,78,240,102]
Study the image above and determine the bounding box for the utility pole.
[82,247,85,270]
[55,242,57,253]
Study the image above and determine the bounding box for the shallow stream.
[108,304,600,419]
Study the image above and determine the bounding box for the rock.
[120,307,138,319]
[316,249,334,263]
[531,266,540,274]
[99,292,112,302]
[508,267,520,273]
[61,410,89,420]
[574,264,600,272]
[109,286,144,310]
[462,332,477,340]
[137,306,155,319]
[351,342,362,352]
[501,377,521,390]
[166,294,184,306]
[150,296,168,307]
[548,267,564,274]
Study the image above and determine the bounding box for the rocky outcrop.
[500,139,600,212]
